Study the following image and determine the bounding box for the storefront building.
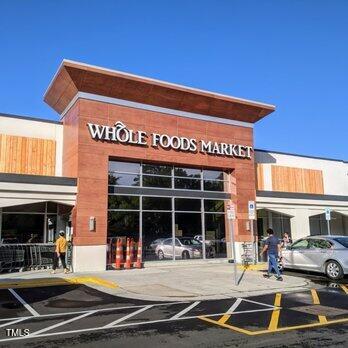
[0,60,347,271]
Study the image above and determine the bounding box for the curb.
[0,276,118,289]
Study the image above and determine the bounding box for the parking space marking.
[200,316,348,336]
[30,311,97,337]
[8,288,40,317]
[0,301,189,323]
[268,293,281,331]
[0,318,27,329]
[340,285,348,295]
[104,305,154,328]
[170,301,201,320]
[311,289,320,305]
[218,298,242,324]
[310,289,327,323]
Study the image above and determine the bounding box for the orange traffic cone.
[124,238,132,269]
[115,238,123,270]
[135,240,143,269]
[130,238,135,263]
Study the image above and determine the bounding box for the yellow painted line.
[268,293,282,331]
[85,277,118,289]
[340,285,348,294]
[311,289,320,305]
[318,315,328,324]
[237,263,267,271]
[200,316,348,336]
[199,316,253,335]
[0,277,117,290]
[310,289,328,323]
[218,314,231,324]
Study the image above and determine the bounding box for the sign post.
[248,201,256,264]
[325,208,331,235]
[227,201,238,286]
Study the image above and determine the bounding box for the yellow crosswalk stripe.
[311,289,320,305]
[218,314,231,324]
[311,288,328,324]
[340,285,348,294]
[268,293,281,331]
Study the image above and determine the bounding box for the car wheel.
[325,260,343,280]
[182,251,190,259]
[157,250,164,260]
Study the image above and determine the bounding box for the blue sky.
[0,0,347,159]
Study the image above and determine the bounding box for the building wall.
[0,115,63,176]
[62,98,256,252]
[255,150,348,241]
[255,150,348,196]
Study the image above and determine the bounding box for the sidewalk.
[0,263,311,301]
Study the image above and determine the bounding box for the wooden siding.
[0,134,56,176]
[256,163,264,190]
[271,165,324,194]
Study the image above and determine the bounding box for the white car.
[282,235,348,280]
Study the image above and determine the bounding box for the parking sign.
[325,208,331,221]
[227,202,236,220]
[248,201,256,220]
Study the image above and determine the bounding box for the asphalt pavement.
[0,271,347,348]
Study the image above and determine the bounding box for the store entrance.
[257,209,293,262]
[107,160,230,264]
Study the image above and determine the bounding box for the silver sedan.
[282,235,348,280]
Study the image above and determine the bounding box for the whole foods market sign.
[87,121,253,159]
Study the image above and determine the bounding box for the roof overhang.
[44,59,275,123]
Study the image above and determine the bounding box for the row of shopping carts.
[0,244,56,272]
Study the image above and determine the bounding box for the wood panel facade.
[271,165,324,194]
[255,163,264,190]
[0,134,56,176]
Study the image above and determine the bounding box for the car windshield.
[333,237,348,248]
[178,238,201,246]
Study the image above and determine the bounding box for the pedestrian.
[51,231,69,274]
[281,232,292,249]
[260,228,283,281]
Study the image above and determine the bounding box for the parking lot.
[0,275,347,347]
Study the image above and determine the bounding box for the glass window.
[143,164,171,176]
[2,202,46,213]
[203,180,224,192]
[175,213,202,259]
[163,238,173,246]
[1,214,44,243]
[205,214,227,258]
[203,169,224,180]
[308,239,332,249]
[174,178,201,190]
[142,197,171,211]
[108,196,139,210]
[204,200,225,213]
[142,175,172,188]
[333,237,348,248]
[108,173,140,186]
[174,167,201,178]
[107,211,139,240]
[175,198,201,212]
[109,161,140,173]
[47,202,58,213]
[291,239,309,250]
[143,212,172,261]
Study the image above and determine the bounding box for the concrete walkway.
[0,263,311,301]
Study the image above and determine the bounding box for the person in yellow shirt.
[51,231,69,274]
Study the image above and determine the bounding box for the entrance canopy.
[44,60,275,122]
